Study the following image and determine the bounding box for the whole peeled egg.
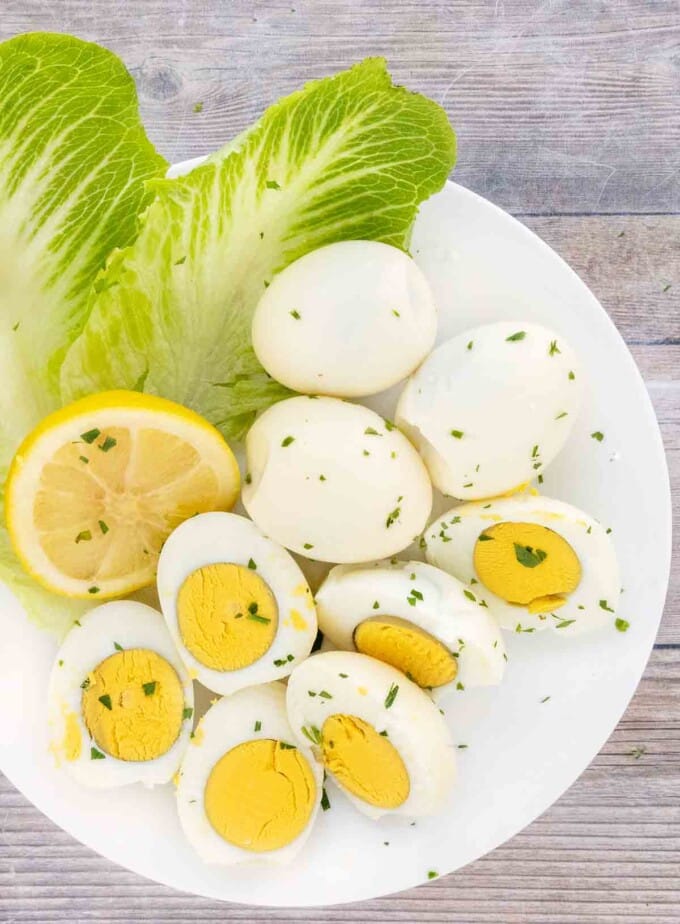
[396,321,584,500]
[241,396,432,563]
[251,241,438,398]
[48,601,194,788]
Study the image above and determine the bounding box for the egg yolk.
[204,739,316,852]
[177,563,278,671]
[81,648,184,761]
[473,521,581,612]
[321,714,410,809]
[353,616,457,688]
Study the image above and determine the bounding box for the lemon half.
[6,391,240,599]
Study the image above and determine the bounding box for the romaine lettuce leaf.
[0,33,166,634]
[61,58,456,438]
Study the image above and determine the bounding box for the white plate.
[0,176,671,907]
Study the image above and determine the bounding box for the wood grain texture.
[1,1,679,921]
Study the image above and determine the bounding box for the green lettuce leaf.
[0,33,166,634]
[61,58,456,438]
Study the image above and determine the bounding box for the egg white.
[426,494,621,635]
[157,512,317,695]
[316,559,506,688]
[176,682,323,865]
[242,396,433,563]
[396,321,584,500]
[47,601,194,788]
[251,240,438,398]
[286,651,456,819]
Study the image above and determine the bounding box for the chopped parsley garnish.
[193,101,203,112]
[515,623,536,633]
[58,660,64,667]
[98,694,112,710]
[80,428,100,444]
[379,729,389,737]
[113,642,123,651]
[599,599,615,613]
[98,520,109,534]
[248,558,257,570]
[450,429,464,439]
[301,725,322,745]
[248,602,259,615]
[281,435,295,447]
[615,617,630,632]
[363,449,370,457]
[466,340,473,350]
[279,742,295,749]
[514,543,547,568]
[372,600,380,610]
[392,309,400,318]
[555,619,575,630]
[99,435,117,452]
[79,455,89,464]
[385,506,401,528]
[630,746,646,759]
[538,473,544,484]
[73,619,81,627]
[555,411,568,420]
[364,427,381,436]
[457,744,468,749]
[266,179,281,190]
[80,677,91,690]
[75,530,92,543]
[568,370,576,381]
[541,696,551,703]
[477,533,493,542]
[287,653,294,661]
[174,255,187,265]
[384,683,399,709]
[142,681,157,696]
[531,444,539,458]
[548,340,561,356]
[463,589,476,602]
[308,690,317,697]
[273,657,288,667]
[591,431,604,442]
[303,542,314,550]
[254,720,262,732]
[319,474,326,481]
[290,309,301,319]
[428,870,438,880]
[182,707,193,721]
[456,681,465,691]
[90,747,106,760]
[244,472,252,484]
[506,330,526,342]
[384,418,396,431]
[319,690,332,699]
[247,613,271,624]
[321,788,331,811]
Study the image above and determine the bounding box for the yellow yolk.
[204,739,316,852]
[321,714,410,809]
[353,616,457,688]
[473,521,581,610]
[62,708,82,762]
[177,563,278,671]
[81,648,184,761]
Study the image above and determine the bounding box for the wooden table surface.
[1,2,678,921]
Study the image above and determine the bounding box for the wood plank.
[1,648,678,923]
[1,1,679,214]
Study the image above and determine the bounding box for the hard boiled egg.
[48,601,194,788]
[426,494,620,635]
[287,651,456,819]
[242,396,432,563]
[157,513,317,695]
[316,559,506,689]
[396,321,584,499]
[176,683,322,865]
[252,241,438,397]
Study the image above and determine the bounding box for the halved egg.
[48,601,194,788]
[396,321,584,499]
[316,560,506,689]
[157,512,317,695]
[176,682,323,865]
[426,495,620,634]
[287,651,456,819]
[251,240,438,398]
[242,396,432,563]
